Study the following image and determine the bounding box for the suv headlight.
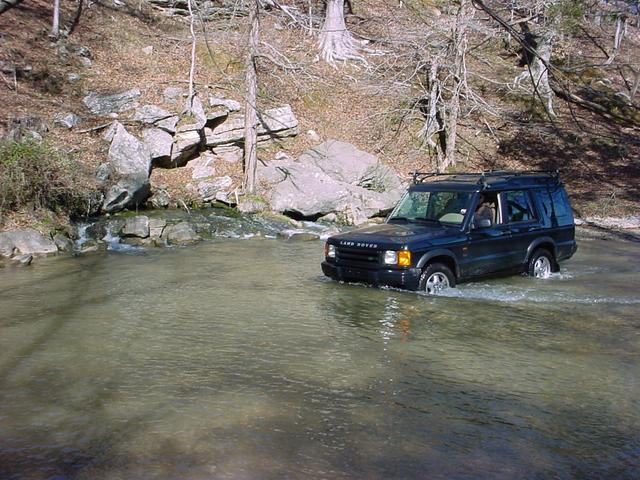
[384,250,411,266]
[325,243,336,258]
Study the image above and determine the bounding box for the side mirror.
[474,218,492,229]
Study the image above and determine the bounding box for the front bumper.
[321,261,421,291]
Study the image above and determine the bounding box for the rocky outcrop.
[258,140,403,224]
[205,105,298,147]
[0,229,58,258]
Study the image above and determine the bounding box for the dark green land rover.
[322,171,577,294]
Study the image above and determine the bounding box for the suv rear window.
[504,190,535,223]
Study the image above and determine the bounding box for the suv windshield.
[388,191,472,226]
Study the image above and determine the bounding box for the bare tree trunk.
[606,14,627,65]
[187,0,197,111]
[419,58,446,170]
[243,0,259,194]
[0,0,23,15]
[318,0,363,64]
[51,0,61,38]
[443,0,471,171]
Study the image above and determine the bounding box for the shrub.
[0,140,99,218]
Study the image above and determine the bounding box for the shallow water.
[0,236,639,479]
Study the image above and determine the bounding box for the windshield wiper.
[388,216,410,223]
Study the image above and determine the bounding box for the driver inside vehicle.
[474,193,496,227]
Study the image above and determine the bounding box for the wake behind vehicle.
[321,171,577,294]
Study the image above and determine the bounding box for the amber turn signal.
[398,251,412,267]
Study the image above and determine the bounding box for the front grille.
[336,247,380,267]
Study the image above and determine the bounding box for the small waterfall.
[102,226,139,252]
[74,223,91,251]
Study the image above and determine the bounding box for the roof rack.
[411,170,560,187]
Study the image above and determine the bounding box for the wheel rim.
[425,272,450,294]
[533,256,552,279]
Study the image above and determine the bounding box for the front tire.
[419,262,455,295]
[527,249,554,279]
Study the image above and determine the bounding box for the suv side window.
[503,190,535,223]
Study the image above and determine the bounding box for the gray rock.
[171,129,201,166]
[204,105,298,147]
[178,94,207,132]
[299,140,383,185]
[198,176,233,202]
[163,87,184,104]
[67,72,82,83]
[149,189,171,208]
[257,140,404,223]
[212,145,243,163]
[76,45,92,59]
[306,129,321,142]
[53,234,75,252]
[156,115,179,134]
[0,235,15,257]
[53,112,82,129]
[142,45,154,55]
[277,230,320,241]
[164,222,200,244]
[237,196,268,214]
[143,128,173,166]
[209,97,242,112]
[80,57,92,68]
[188,154,216,180]
[96,163,112,183]
[131,105,172,124]
[149,218,167,238]
[0,229,57,257]
[108,122,152,177]
[102,176,151,213]
[83,88,141,116]
[14,254,33,266]
[122,215,150,238]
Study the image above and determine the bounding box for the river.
[0,235,639,479]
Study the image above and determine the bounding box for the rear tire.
[419,262,455,295]
[527,249,554,279]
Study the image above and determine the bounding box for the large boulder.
[101,123,152,213]
[108,122,152,177]
[164,222,200,245]
[258,140,403,224]
[83,89,141,116]
[102,176,151,213]
[0,229,58,258]
[143,128,173,167]
[122,216,150,238]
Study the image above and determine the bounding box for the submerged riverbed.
[0,236,639,479]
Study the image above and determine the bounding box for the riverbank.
[1,206,638,269]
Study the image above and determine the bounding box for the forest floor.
[1,0,638,231]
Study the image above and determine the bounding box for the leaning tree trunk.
[0,0,24,15]
[243,0,259,194]
[318,0,363,64]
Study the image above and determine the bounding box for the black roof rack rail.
[411,169,560,186]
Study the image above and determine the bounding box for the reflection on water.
[0,237,639,479]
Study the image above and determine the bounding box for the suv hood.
[330,222,459,249]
